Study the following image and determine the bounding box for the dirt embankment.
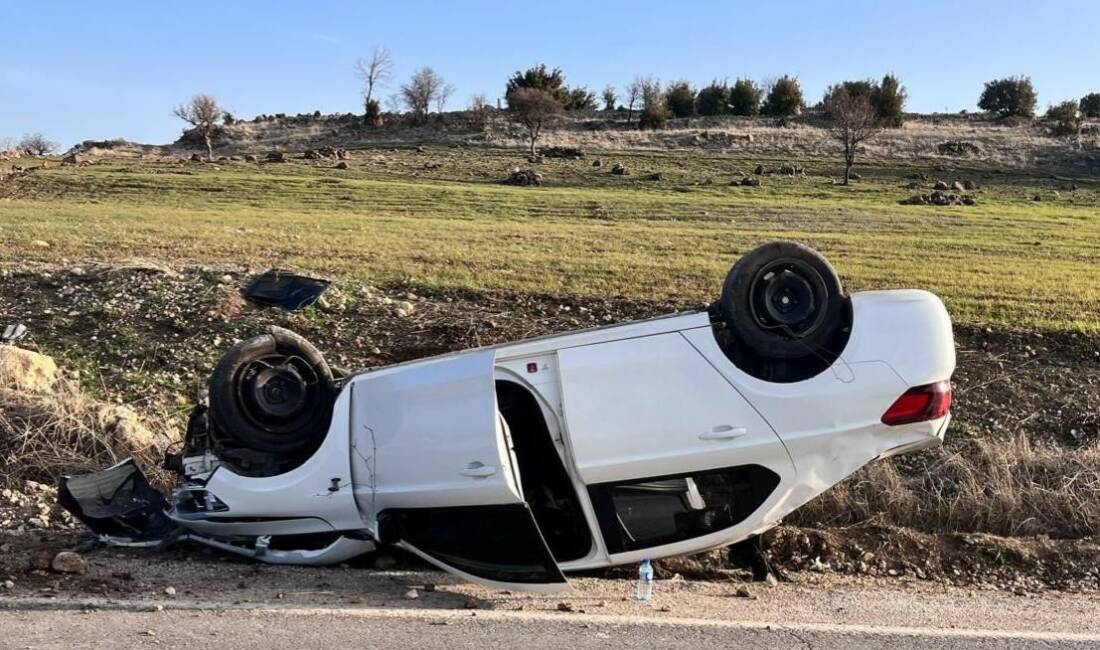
[0,263,1097,591]
[162,110,1100,174]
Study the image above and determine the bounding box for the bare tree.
[354,46,393,113]
[401,67,448,123]
[173,94,222,160]
[468,93,493,129]
[385,93,403,114]
[17,133,58,156]
[507,88,563,156]
[824,89,881,185]
[625,78,644,125]
[435,82,456,114]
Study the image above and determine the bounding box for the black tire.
[208,327,336,455]
[719,241,847,360]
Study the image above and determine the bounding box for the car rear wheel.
[208,327,336,456]
[718,241,849,361]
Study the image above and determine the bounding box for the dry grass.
[0,381,168,488]
[793,435,1100,539]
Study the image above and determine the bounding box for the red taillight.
[881,381,952,426]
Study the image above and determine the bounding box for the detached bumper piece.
[58,459,175,546]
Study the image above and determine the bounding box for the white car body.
[168,289,954,591]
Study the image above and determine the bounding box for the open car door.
[349,350,567,591]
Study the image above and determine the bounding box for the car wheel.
[208,326,336,455]
[719,241,848,360]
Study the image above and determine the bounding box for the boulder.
[937,140,981,156]
[610,163,627,175]
[754,164,765,175]
[265,152,287,163]
[504,168,543,186]
[962,180,979,190]
[61,152,82,166]
[51,551,87,575]
[0,347,58,393]
[951,181,965,192]
[189,153,204,162]
[933,181,950,191]
[539,146,585,159]
[740,177,761,187]
[591,159,602,168]
[334,161,350,170]
[243,154,258,163]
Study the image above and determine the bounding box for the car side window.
[588,464,780,554]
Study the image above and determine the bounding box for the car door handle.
[699,426,748,441]
[460,462,497,478]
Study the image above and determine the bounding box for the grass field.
[2,146,1098,332]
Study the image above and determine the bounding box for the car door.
[556,332,796,560]
[349,350,567,590]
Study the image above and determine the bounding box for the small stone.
[734,585,755,599]
[556,602,574,612]
[51,551,87,575]
[32,240,50,248]
[394,301,416,318]
[30,549,52,571]
[3,579,13,590]
[404,588,419,600]
[163,586,176,597]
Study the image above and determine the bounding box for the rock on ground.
[0,347,58,393]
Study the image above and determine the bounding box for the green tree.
[871,74,907,127]
[978,77,1037,118]
[664,80,696,118]
[505,64,593,110]
[602,85,617,111]
[1046,100,1081,136]
[1080,93,1100,118]
[761,76,803,117]
[696,80,729,116]
[729,78,762,116]
[638,79,669,129]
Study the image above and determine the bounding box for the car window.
[588,464,780,554]
[378,504,566,584]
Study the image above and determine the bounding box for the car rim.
[236,355,318,430]
[748,258,828,338]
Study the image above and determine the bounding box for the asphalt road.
[4,603,1100,650]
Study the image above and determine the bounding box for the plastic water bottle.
[635,559,654,602]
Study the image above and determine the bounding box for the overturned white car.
[61,242,954,591]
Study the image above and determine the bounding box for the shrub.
[222,111,236,126]
[602,85,617,111]
[638,81,670,129]
[1046,100,1081,136]
[871,74,907,127]
[364,98,383,126]
[978,76,1037,118]
[1081,93,1100,118]
[564,87,597,110]
[729,78,761,116]
[762,76,803,117]
[664,80,696,118]
[695,81,729,116]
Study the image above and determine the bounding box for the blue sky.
[2,1,1098,147]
